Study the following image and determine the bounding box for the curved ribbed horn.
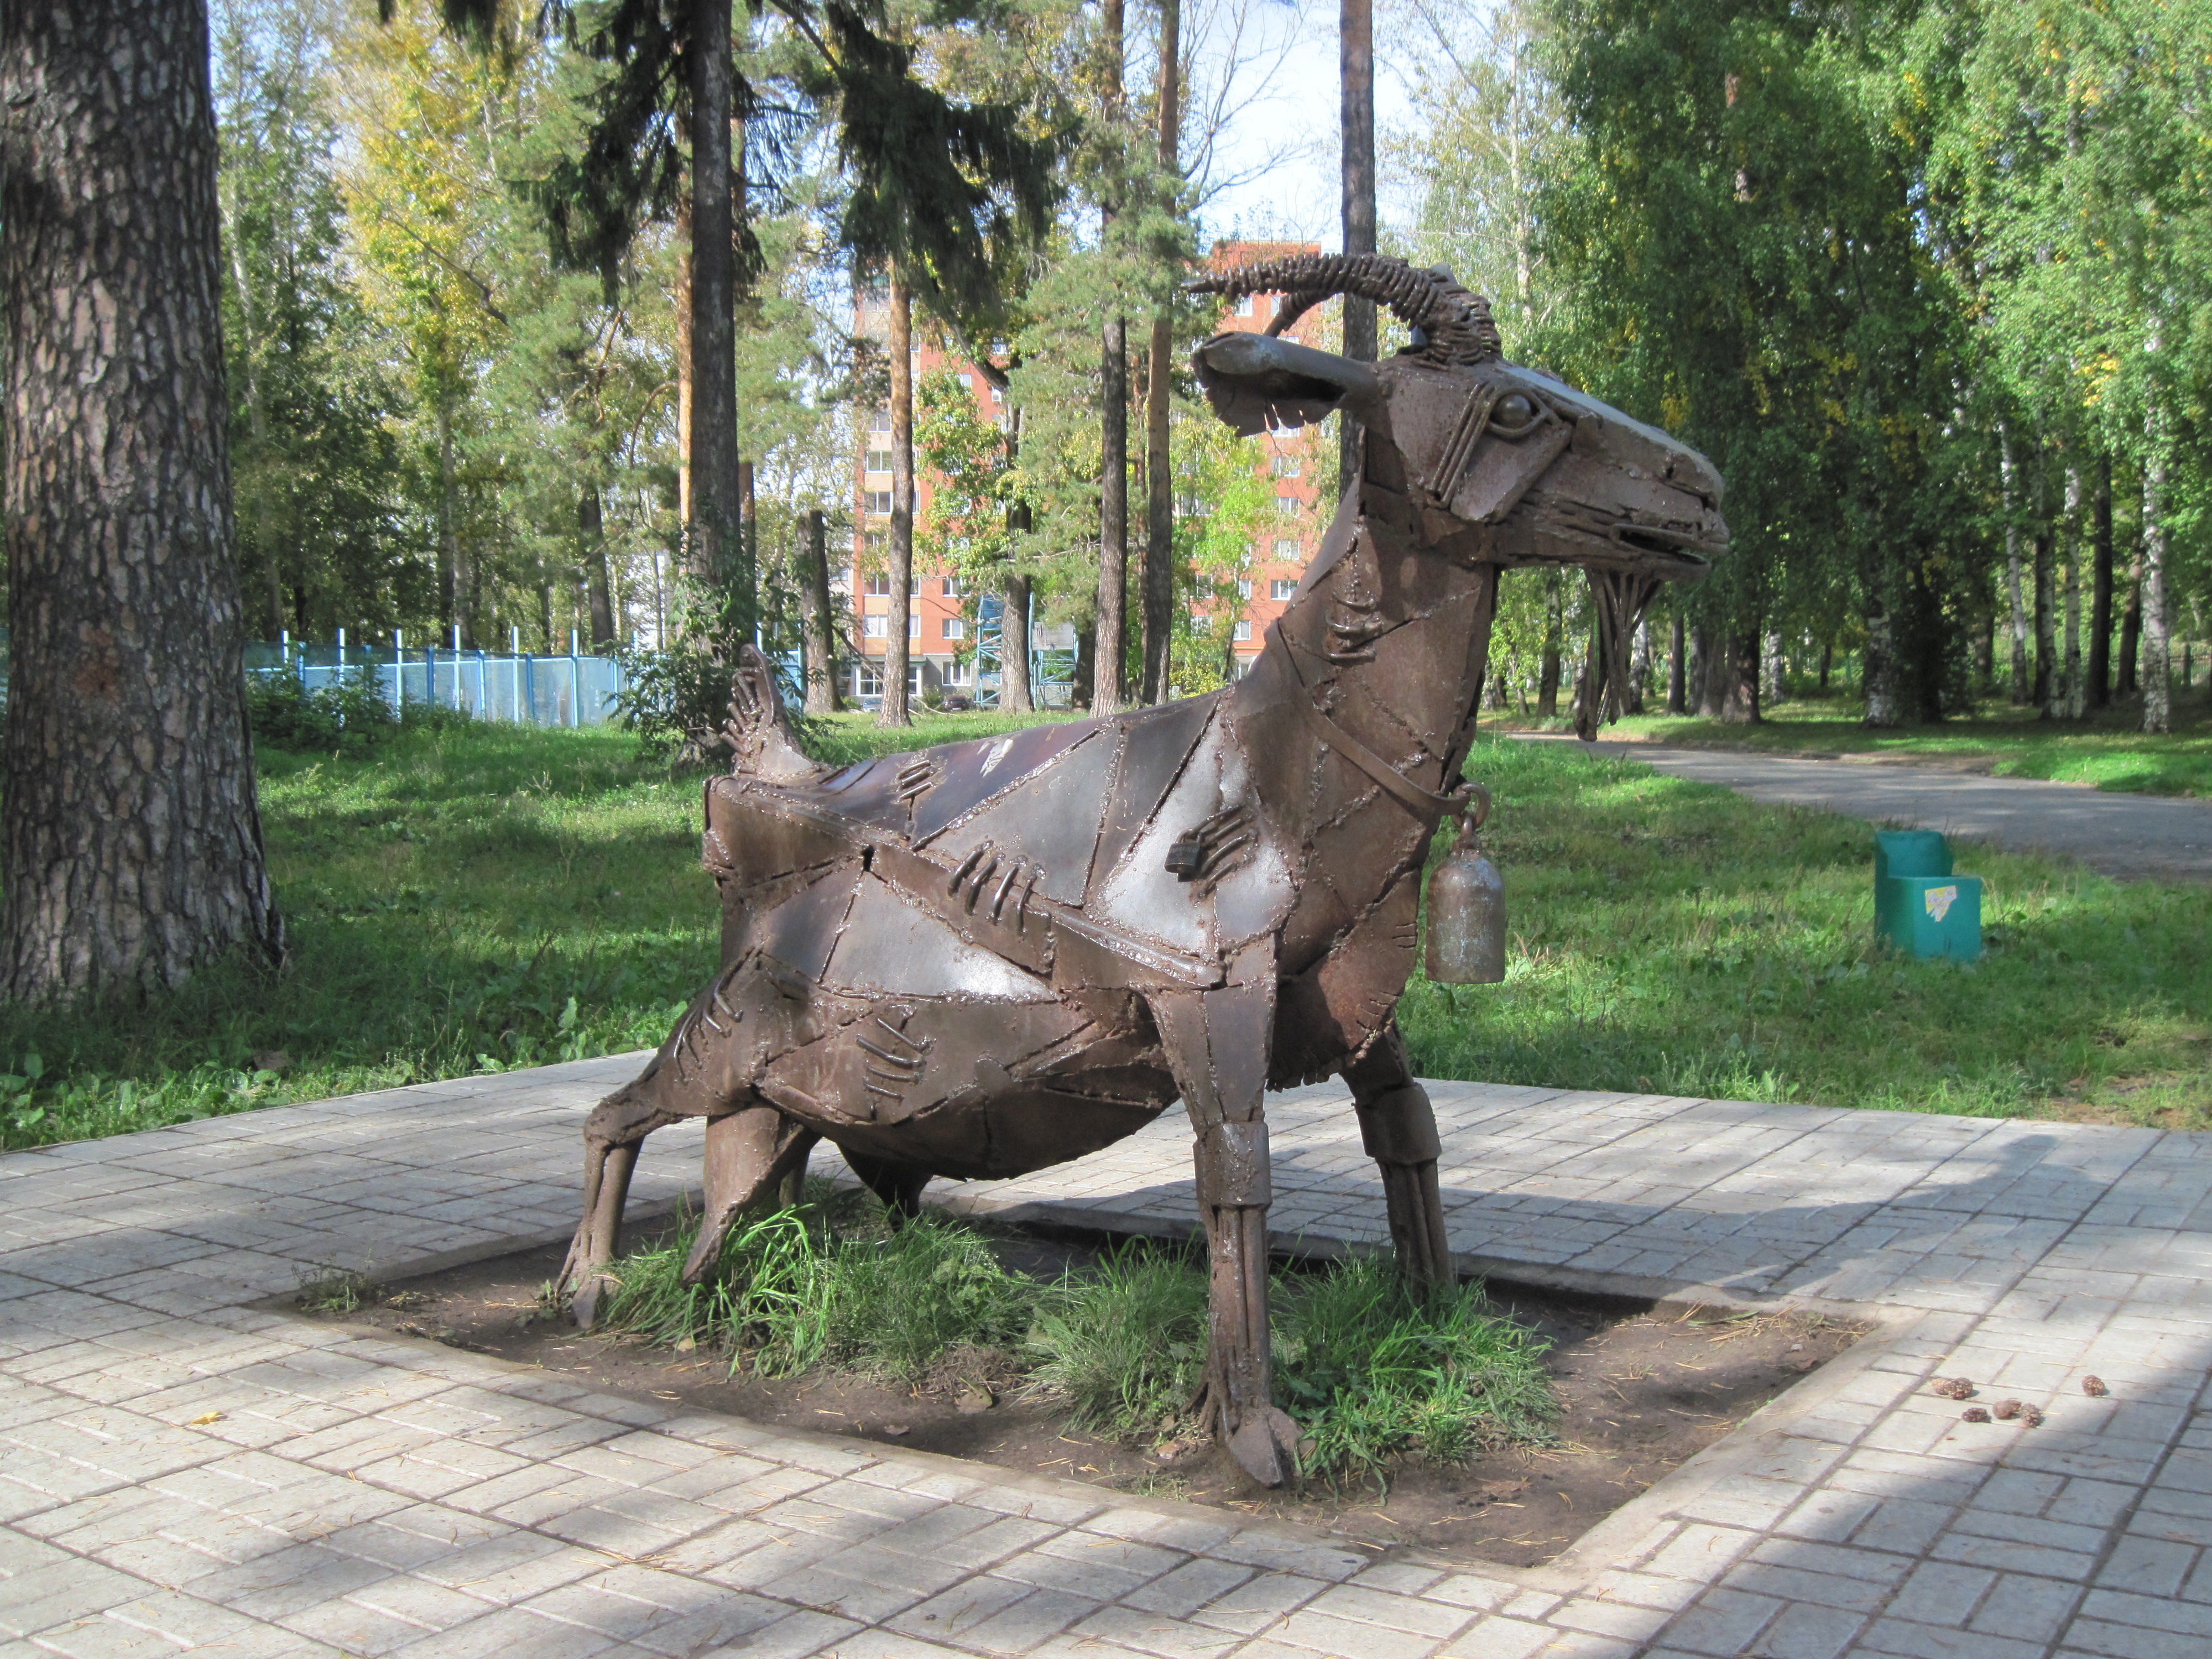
[1186,254,1502,366]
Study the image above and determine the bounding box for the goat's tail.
[1185,253,1501,367]
[723,644,816,782]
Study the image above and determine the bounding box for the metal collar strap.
[1273,624,1470,820]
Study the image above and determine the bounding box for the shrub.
[247,666,397,755]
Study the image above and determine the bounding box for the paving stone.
[21,1057,2212,1659]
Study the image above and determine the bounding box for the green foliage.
[246,666,402,755]
[1274,1257,1559,1486]
[1399,734,2212,1123]
[0,721,711,1153]
[603,1185,1030,1380]
[1021,1239,1213,1437]
[608,1202,1558,1485]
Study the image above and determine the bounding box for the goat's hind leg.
[1343,1022,1453,1293]
[681,1106,820,1282]
[561,1078,684,1329]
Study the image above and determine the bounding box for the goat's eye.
[1489,393,1538,436]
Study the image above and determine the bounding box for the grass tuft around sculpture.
[592,1180,1561,1490]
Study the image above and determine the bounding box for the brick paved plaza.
[3,1054,2206,1657]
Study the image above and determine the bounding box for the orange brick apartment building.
[844,241,1326,703]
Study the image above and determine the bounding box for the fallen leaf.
[187,1411,224,1426]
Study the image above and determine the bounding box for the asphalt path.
[1525,735,2212,884]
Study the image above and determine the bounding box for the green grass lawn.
[0,707,2203,1151]
[1531,684,2212,797]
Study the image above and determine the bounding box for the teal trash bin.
[1874,830,1981,962]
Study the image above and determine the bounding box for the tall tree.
[882,270,917,724]
[1093,0,1131,714]
[1139,0,1181,706]
[1339,0,1376,480]
[1,0,284,1003]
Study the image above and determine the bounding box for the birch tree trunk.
[2056,463,2080,720]
[1999,423,2027,704]
[1,0,284,1003]
[2142,433,2171,735]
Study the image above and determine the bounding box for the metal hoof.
[1227,1405,1302,1487]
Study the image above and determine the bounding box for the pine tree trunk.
[1139,0,1179,706]
[1000,408,1034,712]
[1,0,284,1003]
[1092,0,1128,717]
[2089,453,2113,711]
[1761,627,1785,707]
[686,0,740,614]
[1338,0,1375,486]
[580,487,615,648]
[882,269,915,725]
[800,509,839,713]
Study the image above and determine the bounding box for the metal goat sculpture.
[560,254,1728,1485]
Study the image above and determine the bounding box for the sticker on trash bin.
[1924,884,1959,922]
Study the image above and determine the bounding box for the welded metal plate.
[923,727,1122,906]
[911,717,1102,842]
[824,876,1055,1003]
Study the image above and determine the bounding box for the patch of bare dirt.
[288,1229,1864,1570]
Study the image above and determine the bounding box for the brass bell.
[1424,783,1506,985]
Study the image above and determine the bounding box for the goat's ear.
[1192,334,1386,438]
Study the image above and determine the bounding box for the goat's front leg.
[1343,1021,1454,1293]
[1152,942,1300,1487]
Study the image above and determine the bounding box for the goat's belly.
[813,1083,1175,1181]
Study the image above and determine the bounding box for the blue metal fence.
[247,632,628,728]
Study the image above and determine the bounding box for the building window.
[1275,492,1300,517]
[1272,538,1298,561]
[864,489,893,515]
[942,617,964,640]
[1271,454,1301,477]
[1176,492,1202,517]
[1233,619,1253,643]
[909,613,921,638]
[990,385,1005,404]
[947,658,973,685]
[1190,612,1213,634]
[869,406,891,433]
[853,661,883,698]
[1271,578,1296,601]
[958,372,974,391]
[1235,294,1269,317]
[863,572,890,596]
[1235,578,1252,600]
[942,575,964,596]
[863,615,888,638]
[865,448,893,474]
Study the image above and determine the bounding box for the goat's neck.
[1236,439,1497,831]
